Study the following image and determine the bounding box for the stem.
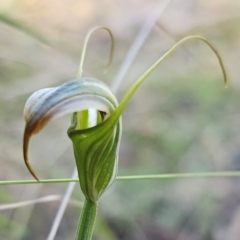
[75,199,97,240]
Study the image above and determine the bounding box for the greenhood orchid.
[22,27,227,240]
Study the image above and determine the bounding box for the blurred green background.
[1,0,240,239]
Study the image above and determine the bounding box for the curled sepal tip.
[77,26,114,78]
[110,35,228,122]
[23,78,119,181]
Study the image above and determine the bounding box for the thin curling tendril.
[77,26,114,78]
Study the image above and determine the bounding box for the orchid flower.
[22,27,227,240]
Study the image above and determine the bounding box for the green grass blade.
[1,171,240,186]
[0,14,50,45]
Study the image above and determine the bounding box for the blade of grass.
[0,195,83,210]
[46,168,78,240]
[0,14,50,45]
[1,171,240,186]
[111,0,172,92]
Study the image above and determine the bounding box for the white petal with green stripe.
[23,78,121,187]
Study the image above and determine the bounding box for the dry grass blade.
[111,0,172,93]
[0,194,83,210]
[47,169,78,240]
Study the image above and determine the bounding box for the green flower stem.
[75,199,97,240]
[1,172,240,185]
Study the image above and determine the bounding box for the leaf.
[0,14,50,45]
